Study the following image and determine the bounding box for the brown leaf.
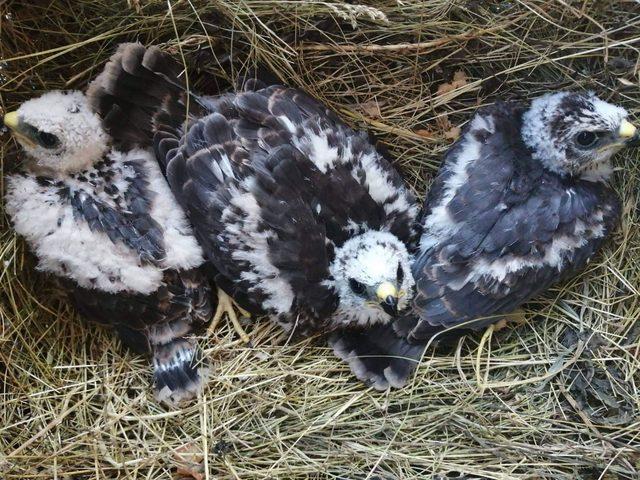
[436,70,468,95]
[413,128,437,139]
[173,443,205,480]
[444,126,461,140]
[356,99,385,119]
[414,114,460,141]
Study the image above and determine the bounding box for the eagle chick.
[2,90,213,405]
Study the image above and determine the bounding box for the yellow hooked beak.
[619,119,637,139]
[618,119,640,147]
[1,110,36,148]
[376,281,399,317]
[2,111,19,131]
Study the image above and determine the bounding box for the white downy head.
[3,90,109,174]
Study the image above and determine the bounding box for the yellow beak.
[376,281,399,316]
[2,111,19,131]
[376,281,397,301]
[618,119,637,139]
[2,110,37,148]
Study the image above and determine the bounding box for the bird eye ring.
[37,131,60,149]
[575,131,599,149]
[349,278,366,296]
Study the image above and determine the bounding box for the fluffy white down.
[330,230,414,326]
[15,91,110,173]
[5,149,204,295]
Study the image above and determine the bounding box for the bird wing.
[232,85,420,246]
[70,192,165,266]
[409,104,621,341]
[159,112,340,321]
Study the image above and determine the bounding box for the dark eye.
[37,131,60,149]
[397,264,404,284]
[349,278,366,296]
[575,131,598,148]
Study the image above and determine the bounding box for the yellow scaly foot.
[208,288,252,344]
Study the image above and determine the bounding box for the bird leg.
[493,309,527,332]
[209,288,251,344]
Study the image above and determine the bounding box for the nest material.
[1,1,639,479]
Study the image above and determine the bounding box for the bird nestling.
[2,90,213,405]
[331,91,639,390]
[87,43,420,339]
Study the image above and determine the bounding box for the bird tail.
[149,322,209,406]
[87,42,206,150]
[329,321,427,391]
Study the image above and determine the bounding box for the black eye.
[37,131,59,149]
[575,131,598,148]
[397,264,404,284]
[349,278,366,296]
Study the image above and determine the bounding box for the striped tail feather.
[149,325,209,405]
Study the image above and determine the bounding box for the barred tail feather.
[150,330,208,406]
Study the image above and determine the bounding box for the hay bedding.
[0,1,639,478]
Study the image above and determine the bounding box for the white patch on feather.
[420,113,493,249]
[467,213,606,290]
[222,178,295,314]
[294,125,340,173]
[278,115,296,133]
[357,151,418,221]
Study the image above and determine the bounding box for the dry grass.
[1,1,640,478]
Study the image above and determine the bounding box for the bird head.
[521,91,639,181]
[1,90,109,174]
[330,230,414,326]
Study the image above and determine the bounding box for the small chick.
[2,90,213,405]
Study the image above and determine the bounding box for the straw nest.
[1,1,639,479]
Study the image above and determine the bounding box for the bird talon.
[209,289,252,344]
